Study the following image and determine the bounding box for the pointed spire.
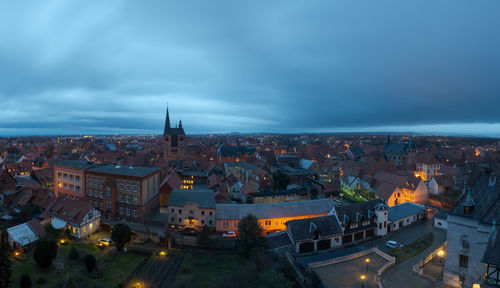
[386,134,391,144]
[164,104,171,135]
[179,120,183,129]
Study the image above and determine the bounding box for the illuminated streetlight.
[365,258,370,271]
[360,275,366,288]
[437,249,445,264]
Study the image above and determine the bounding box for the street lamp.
[365,258,370,271]
[360,275,366,288]
[437,249,445,264]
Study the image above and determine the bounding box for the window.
[171,209,174,213]
[126,184,130,191]
[407,218,409,223]
[119,182,124,190]
[94,200,97,207]
[75,186,80,192]
[63,173,68,179]
[106,187,111,197]
[133,209,138,218]
[69,184,74,191]
[171,218,175,222]
[209,211,213,216]
[126,208,130,216]
[88,177,92,185]
[94,178,97,185]
[119,207,123,215]
[209,220,213,225]
[69,174,74,180]
[179,219,182,223]
[133,197,138,205]
[63,183,68,189]
[119,194,124,203]
[133,184,138,192]
[459,255,469,268]
[201,211,205,215]
[106,200,111,209]
[58,172,62,178]
[126,195,131,204]
[201,220,205,224]
[75,175,80,182]
[179,209,182,214]
[99,178,103,186]
[99,202,103,210]
[460,236,470,250]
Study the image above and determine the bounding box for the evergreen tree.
[0,229,11,288]
[111,224,131,251]
[20,274,31,288]
[33,238,57,268]
[237,214,265,257]
[197,225,212,248]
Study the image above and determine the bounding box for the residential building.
[167,188,216,230]
[40,198,101,239]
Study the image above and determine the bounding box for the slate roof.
[287,215,342,242]
[388,202,425,221]
[168,189,216,209]
[335,199,383,225]
[482,226,500,266]
[383,142,409,155]
[266,231,293,250]
[216,199,335,220]
[87,164,159,177]
[450,175,500,224]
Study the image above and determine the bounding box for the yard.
[10,240,149,288]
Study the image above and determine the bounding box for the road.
[380,222,447,288]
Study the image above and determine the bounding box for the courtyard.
[311,250,393,288]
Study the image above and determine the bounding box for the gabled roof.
[40,198,97,226]
[388,202,425,221]
[334,199,384,225]
[287,215,342,242]
[168,189,216,209]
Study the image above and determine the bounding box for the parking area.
[311,251,391,288]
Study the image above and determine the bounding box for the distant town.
[0,106,499,288]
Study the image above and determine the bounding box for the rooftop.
[87,164,159,177]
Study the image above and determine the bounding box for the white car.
[223,231,236,238]
[386,240,403,249]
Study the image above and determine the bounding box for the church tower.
[163,105,186,166]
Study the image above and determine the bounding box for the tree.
[68,248,79,261]
[111,224,131,251]
[20,274,31,288]
[33,238,58,268]
[197,225,213,249]
[0,229,11,288]
[84,254,96,272]
[44,224,60,240]
[237,214,265,257]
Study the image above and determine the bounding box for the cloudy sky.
[1,1,500,136]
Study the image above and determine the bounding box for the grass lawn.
[10,241,148,288]
[176,252,246,288]
[389,233,434,264]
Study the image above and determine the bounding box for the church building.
[163,106,186,167]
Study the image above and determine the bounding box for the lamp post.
[360,275,366,288]
[437,249,445,264]
[365,258,370,271]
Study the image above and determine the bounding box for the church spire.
[164,104,171,135]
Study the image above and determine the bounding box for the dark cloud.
[1,1,500,136]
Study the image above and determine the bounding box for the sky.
[1,1,500,137]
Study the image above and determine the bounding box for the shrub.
[33,238,58,268]
[20,274,31,288]
[111,224,131,251]
[68,247,79,260]
[84,254,97,272]
[36,277,47,285]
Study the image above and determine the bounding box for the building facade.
[53,160,96,200]
[85,164,160,223]
[167,189,216,230]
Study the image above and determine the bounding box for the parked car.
[223,231,237,238]
[98,238,113,247]
[385,240,403,249]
